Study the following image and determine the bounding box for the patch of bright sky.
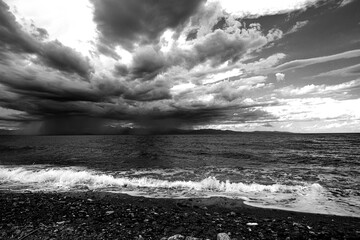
[91,54,117,76]
[197,97,360,132]
[202,68,243,85]
[265,98,360,122]
[170,83,196,95]
[115,46,133,65]
[7,0,96,57]
[0,107,28,130]
[0,121,21,130]
[198,118,360,133]
[0,106,26,118]
[281,119,360,133]
[160,29,176,53]
[197,94,214,103]
[212,0,320,17]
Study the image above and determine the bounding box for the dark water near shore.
[0,133,359,217]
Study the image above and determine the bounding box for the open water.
[0,133,359,217]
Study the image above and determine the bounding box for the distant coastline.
[1,128,359,136]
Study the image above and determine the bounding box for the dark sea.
[0,133,359,217]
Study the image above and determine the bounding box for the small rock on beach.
[217,232,231,240]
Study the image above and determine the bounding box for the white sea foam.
[0,166,313,193]
[1,165,359,217]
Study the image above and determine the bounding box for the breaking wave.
[1,166,359,217]
[0,166,319,193]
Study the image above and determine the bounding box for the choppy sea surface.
[0,133,359,217]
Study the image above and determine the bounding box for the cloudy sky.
[0,0,359,134]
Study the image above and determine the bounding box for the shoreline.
[1,190,359,239]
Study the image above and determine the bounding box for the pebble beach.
[1,191,359,240]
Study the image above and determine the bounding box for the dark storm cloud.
[113,63,129,76]
[193,29,267,67]
[97,42,121,60]
[17,102,274,134]
[129,46,166,80]
[34,116,112,135]
[0,0,38,53]
[93,74,171,102]
[0,0,285,134]
[0,70,275,133]
[123,81,172,101]
[90,0,205,50]
[0,67,101,103]
[0,61,171,120]
[136,108,227,130]
[126,103,274,130]
[121,23,270,82]
[1,94,108,123]
[0,0,93,78]
[0,56,174,121]
[39,41,93,78]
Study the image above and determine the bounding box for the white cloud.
[211,0,320,17]
[170,82,196,95]
[275,80,360,97]
[340,0,355,7]
[240,53,287,75]
[277,119,360,133]
[275,73,285,81]
[159,29,176,53]
[264,97,360,122]
[275,49,360,72]
[236,76,268,86]
[311,63,360,78]
[287,20,309,34]
[266,28,283,42]
[202,68,243,85]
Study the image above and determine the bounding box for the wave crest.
[0,166,321,194]
[2,166,359,217]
